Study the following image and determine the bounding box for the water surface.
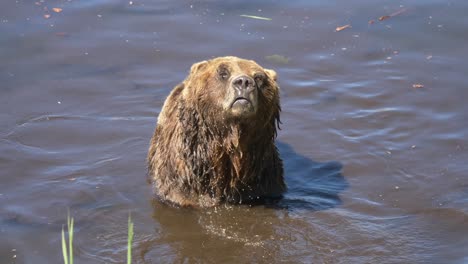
[1,0,468,263]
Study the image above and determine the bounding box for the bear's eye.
[254,73,266,87]
[218,66,230,80]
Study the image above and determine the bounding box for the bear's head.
[181,56,280,129]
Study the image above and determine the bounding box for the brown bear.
[147,56,286,207]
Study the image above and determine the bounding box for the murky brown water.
[1,0,468,263]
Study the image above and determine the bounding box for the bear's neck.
[205,123,274,195]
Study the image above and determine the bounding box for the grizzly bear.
[147,56,286,207]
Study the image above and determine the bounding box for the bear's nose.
[232,75,255,92]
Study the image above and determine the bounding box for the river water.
[1,0,467,263]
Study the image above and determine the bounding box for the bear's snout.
[229,75,258,116]
[232,75,256,93]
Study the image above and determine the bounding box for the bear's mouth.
[228,94,257,117]
[232,97,251,107]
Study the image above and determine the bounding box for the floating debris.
[55,32,69,37]
[239,14,272,21]
[43,14,51,19]
[390,8,407,17]
[52,7,63,13]
[265,54,289,64]
[379,15,390,21]
[379,8,407,22]
[335,24,351,32]
[412,84,424,88]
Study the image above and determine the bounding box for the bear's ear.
[189,60,208,75]
[265,69,277,82]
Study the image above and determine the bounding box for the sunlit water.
[1,0,468,263]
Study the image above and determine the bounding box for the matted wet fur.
[147,56,286,207]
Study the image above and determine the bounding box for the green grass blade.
[127,214,134,264]
[61,226,69,264]
[239,14,272,21]
[69,217,74,264]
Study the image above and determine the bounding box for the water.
[1,0,467,263]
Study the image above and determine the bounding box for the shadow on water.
[277,141,348,211]
[143,141,348,262]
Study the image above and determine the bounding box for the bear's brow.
[254,72,266,78]
[217,63,230,72]
[236,61,262,74]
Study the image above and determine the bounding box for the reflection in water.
[146,142,348,263]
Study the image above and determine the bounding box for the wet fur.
[147,57,286,207]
